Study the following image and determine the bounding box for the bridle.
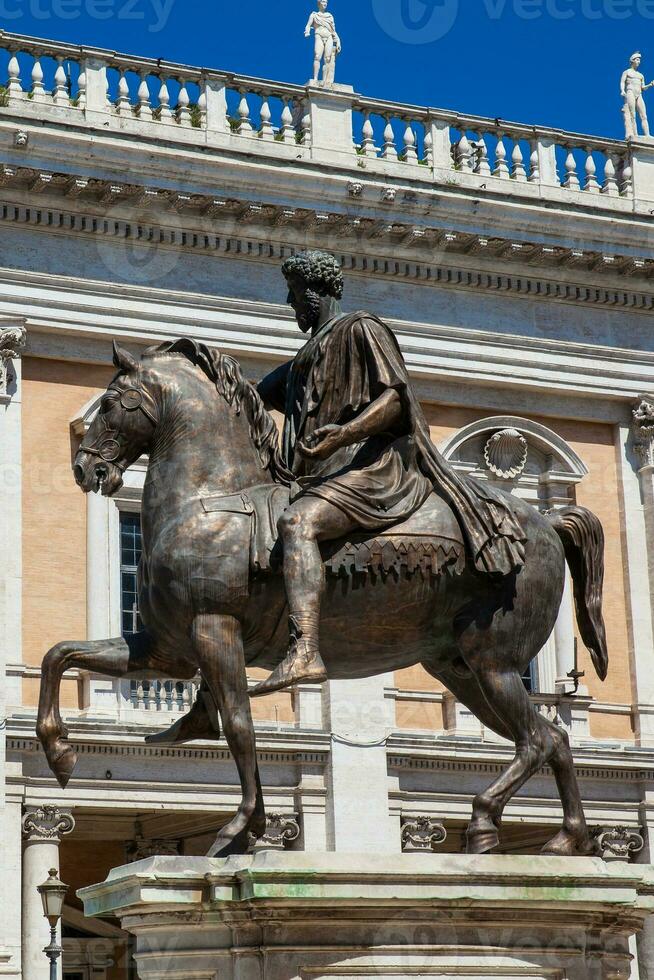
[79,382,159,471]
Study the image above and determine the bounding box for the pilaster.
[324,674,396,853]
[22,806,75,980]
[0,320,27,715]
[615,412,654,746]
[0,797,23,977]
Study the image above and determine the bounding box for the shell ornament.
[483,428,528,480]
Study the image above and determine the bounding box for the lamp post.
[37,869,68,980]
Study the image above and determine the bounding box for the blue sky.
[2,0,652,139]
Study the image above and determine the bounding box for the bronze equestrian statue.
[37,250,608,859]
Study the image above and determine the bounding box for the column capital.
[0,321,26,397]
[633,396,654,468]
[22,805,75,843]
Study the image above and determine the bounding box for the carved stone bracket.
[126,838,181,862]
[254,814,301,851]
[0,323,26,397]
[593,825,645,863]
[126,822,181,862]
[22,805,75,843]
[633,397,654,467]
[401,816,447,853]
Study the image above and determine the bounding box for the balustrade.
[0,28,638,203]
[129,677,199,713]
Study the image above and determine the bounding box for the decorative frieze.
[22,805,75,842]
[0,323,26,397]
[254,814,301,851]
[401,816,447,853]
[593,826,645,862]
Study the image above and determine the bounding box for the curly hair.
[282,250,344,299]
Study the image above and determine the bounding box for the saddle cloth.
[200,484,465,580]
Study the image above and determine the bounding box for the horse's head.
[74,341,159,497]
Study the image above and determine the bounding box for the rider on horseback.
[249,250,527,698]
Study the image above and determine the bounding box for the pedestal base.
[80,853,654,980]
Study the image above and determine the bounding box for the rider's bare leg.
[250,496,357,698]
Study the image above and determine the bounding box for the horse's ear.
[112,340,139,374]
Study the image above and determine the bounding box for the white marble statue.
[305,0,341,88]
[621,52,654,139]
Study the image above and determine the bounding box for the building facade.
[1,25,654,978]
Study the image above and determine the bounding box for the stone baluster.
[457,133,473,172]
[528,140,540,183]
[237,91,253,135]
[115,69,131,115]
[621,159,633,197]
[137,72,153,120]
[300,102,312,145]
[157,76,174,124]
[30,59,46,103]
[563,148,580,190]
[22,806,75,980]
[259,96,275,140]
[280,98,296,143]
[6,51,22,103]
[360,112,377,157]
[583,149,600,193]
[197,87,207,128]
[475,135,491,177]
[423,129,433,167]
[493,133,510,178]
[176,79,192,127]
[382,118,398,161]
[76,65,87,109]
[602,153,619,196]
[511,140,527,181]
[403,121,418,164]
[53,56,69,107]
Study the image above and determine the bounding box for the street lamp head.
[38,869,69,928]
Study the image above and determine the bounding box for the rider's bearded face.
[286,274,322,334]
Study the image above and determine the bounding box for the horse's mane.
[153,338,292,486]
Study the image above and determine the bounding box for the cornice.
[1,166,654,313]
[7,719,653,784]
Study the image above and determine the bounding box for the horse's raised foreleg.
[191,614,266,857]
[37,631,189,789]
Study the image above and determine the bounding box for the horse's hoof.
[542,829,597,857]
[51,745,78,789]
[207,828,257,858]
[466,828,500,855]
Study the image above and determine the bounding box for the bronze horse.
[37,339,608,858]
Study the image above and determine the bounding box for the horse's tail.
[547,506,609,682]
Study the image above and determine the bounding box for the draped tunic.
[259,312,526,577]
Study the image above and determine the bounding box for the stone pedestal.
[80,853,653,980]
